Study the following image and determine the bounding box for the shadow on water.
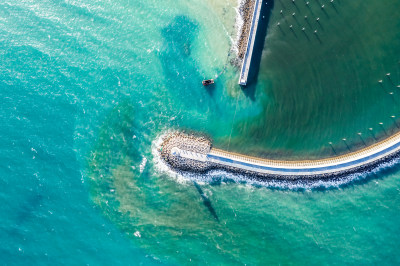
[242,0,274,100]
[15,193,44,224]
[204,83,216,96]
[193,182,219,222]
[4,191,44,239]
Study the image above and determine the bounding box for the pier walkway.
[168,130,400,178]
[239,0,263,86]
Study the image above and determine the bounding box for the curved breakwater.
[159,131,400,180]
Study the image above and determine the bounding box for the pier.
[160,131,400,180]
[238,0,263,86]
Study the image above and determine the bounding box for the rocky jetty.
[160,132,213,172]
[211,154,400,182]
[158,132,400,183]
[237,0,256,60]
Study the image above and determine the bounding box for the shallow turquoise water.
[1,0,400,264]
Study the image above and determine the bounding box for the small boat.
[202,79,214,86]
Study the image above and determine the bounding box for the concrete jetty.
[238,0,263,86]
[159,131,400,180]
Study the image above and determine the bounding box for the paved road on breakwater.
[170,131,400,177]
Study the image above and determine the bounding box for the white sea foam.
[231,0,245,55]
[139,156,147,174]
[151,130,184,181]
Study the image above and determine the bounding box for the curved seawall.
[159,131,400,180]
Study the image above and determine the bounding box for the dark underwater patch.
[158,16,204,90]
[161,15,199,59]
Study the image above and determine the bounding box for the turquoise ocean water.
[1,0,400,264]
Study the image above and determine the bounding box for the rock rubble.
[237,0,256,60]
[160,132,213,172]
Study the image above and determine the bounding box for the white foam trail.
[231,0,245,55]
[151,130,191,184]
[139,156,147,174]
[152,131,400,190]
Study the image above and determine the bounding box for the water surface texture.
[1,0,400,264]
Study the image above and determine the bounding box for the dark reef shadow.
[241,0,274,100]
[193,182,219,222]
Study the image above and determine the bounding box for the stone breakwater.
[160,132,212,172]
[237,0,256,60]
[159,132,400,181]
[210,151,400,181]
